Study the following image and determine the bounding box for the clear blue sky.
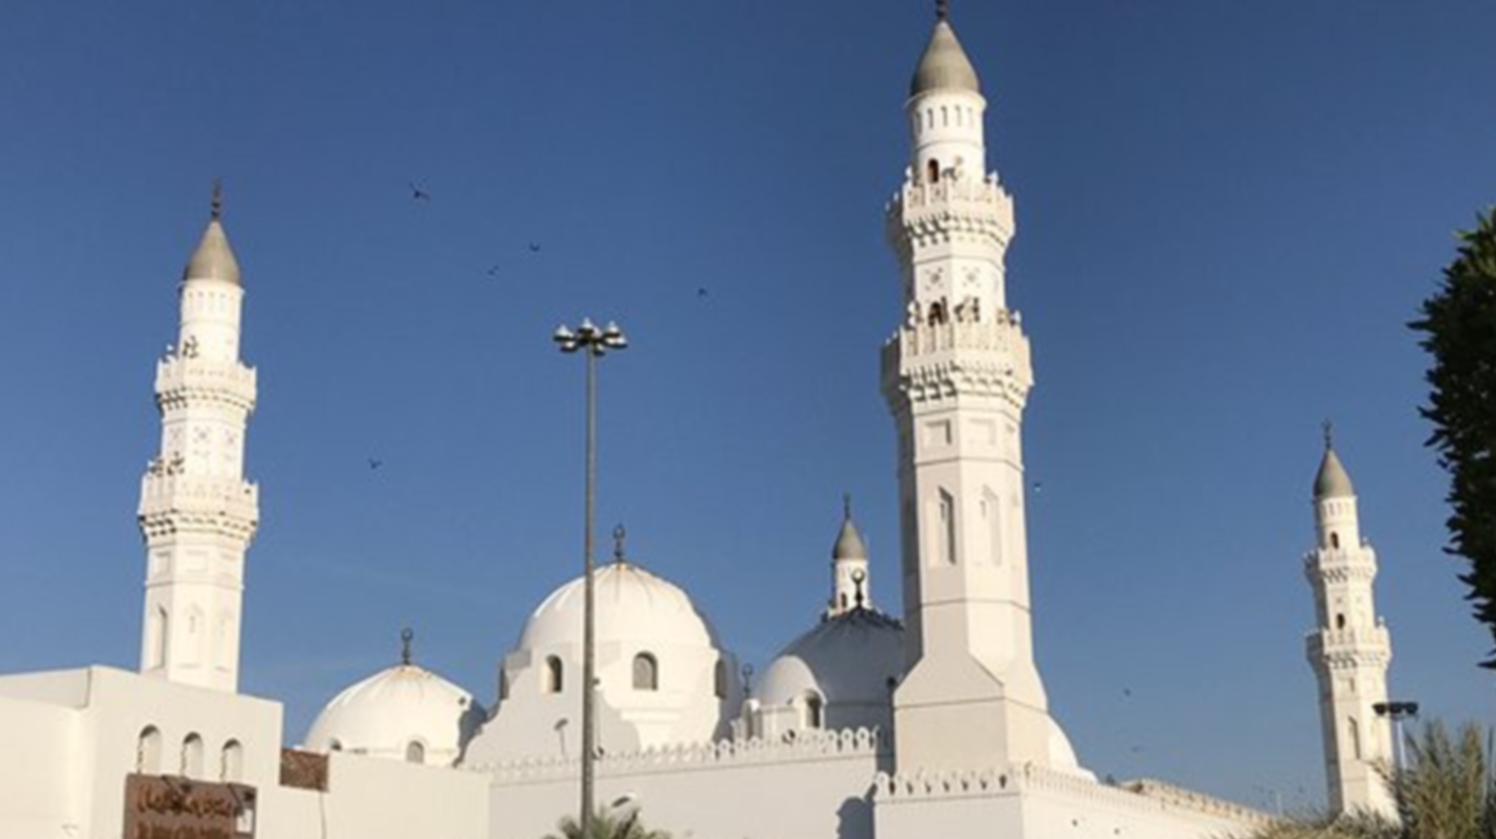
[2,0,1493,811]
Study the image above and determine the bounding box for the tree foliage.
[543,808,672,839]
[1238,721,1496,839]
[1412,208,1496,668]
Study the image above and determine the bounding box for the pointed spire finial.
[843,493,853,522]
[935,0,950,21]
[400,627,414,665]
[1323,420,1335,451]
[613,524,627,564]
[210,179,223,222]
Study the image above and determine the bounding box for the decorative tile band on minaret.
[1304,428,1396,818]
[881,6,1062,773]
[136,186,260,694]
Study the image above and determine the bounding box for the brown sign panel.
[122,774,257,839]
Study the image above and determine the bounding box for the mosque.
[0,6,1399,838]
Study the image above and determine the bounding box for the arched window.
[633,653,659,691]
[1348,717,1362,760]
[148,607,169,670]
[927,159,941,184]
[137,726,163,774]
[714,659,729,699]
[802,692,825,729]
[182,733,205,778]
[405,741,425,764]
[220,740,244,782]
[1330,532,1341,549]
[1336,613,1347,630]
[545,656,564,694]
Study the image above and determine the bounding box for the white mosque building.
[0,6,1399,839]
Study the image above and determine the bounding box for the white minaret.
[137,186,260,694]
[1305,428,1396,818]
[881,2,1058,772]
[827,496,872,618]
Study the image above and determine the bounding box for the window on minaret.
[983,488,1002,566]
[1331,532,1341,549]
[714,659,728,699]
[544,656,564,694]
[150,607,169,670]
[939,490,958,565]
[1349,717,1362,760]
[633,653,659,691]
[927,159,940,184]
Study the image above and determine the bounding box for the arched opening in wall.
[714,659,729,699]
[1331,532,1341,549]
[137,726,163,773]
[927,159,941,184]
[545,656,564,694]
[182,733,205,778]
[633,653,659,691]
[406,740,426,764]
[220,740,244,782]
[802,692,825,730]
[1336,613,1347,630]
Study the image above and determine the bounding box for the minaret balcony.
[888,174,1015,248]
[881,315,1033,408]
[1305,626,1392,661]
[154,358,257,411]
[138,473,259,525]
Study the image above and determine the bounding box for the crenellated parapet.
[873,764,1269,827]
[473,727,886,783]
[887,172,1015,256]
[881,314,1032,410]
[154,356,257,414]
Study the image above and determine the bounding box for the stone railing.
[138,474,259,527]
[874,764,1269,827]
[881,316,1033,407]
[473,727,886,783]
[155,358,257,410]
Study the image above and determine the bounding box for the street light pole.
[554,319,628,839]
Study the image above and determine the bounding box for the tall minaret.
[1305,428,1395,817]
[881,2,1057,771]
[827,496,871,618]
[137,186,260,693]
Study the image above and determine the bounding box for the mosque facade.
[0,7,1395,839]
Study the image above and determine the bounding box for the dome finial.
[613,524,627,564]
[400,627,414,666]
[935,0,950,21]
[210,179,223,221]
[1323,419,1335,452]
[843,492,853,522]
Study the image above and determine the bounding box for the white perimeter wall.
[484,731,888,839]
[0,695,82,838]
[260,752,490,839]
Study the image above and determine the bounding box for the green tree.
[1412,208,1496,668]
[543,808,672,839]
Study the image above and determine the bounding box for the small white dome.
[304,663,484,767]
[755,609,905,733]
[519,561,719,651]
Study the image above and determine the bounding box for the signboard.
[123,774,256,839]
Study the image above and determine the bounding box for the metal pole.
[581,347,597,839]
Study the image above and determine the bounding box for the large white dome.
[518,561,719,651]
[304,662,484,767]
[464,559,741,766]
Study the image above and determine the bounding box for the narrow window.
[927,159,941,184]
[633,653,659,691]
[182,733,205,778]
[1330,532,1341,549]
[1336,613,1346,630]
[498,668,510,701]
[1348,717,1362,760]
[939,490,958,565]
[714,659,729,699]
[941,106,949,127]
[220,740,244,782]
[149,607,169,670]
[406,741,425,764]
[983,487,1003,566]
[137,726,163,773]
[545,656,564,694]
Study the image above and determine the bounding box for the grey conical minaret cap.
[832,498,868,560]
[910,9,981,96]
[182,184,241,285]
[1314,443,1355,499]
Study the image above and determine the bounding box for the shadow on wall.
[836,794,873,839]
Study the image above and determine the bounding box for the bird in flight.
[486,265,501,279]
[409,182,432,203]
[368,458,384,470]
[697,287,709,298]
[528,242,542,253]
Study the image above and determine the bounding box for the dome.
[1314,447,1355,499]
[518,561,719,651]
[304,662,484,767]
[832,517,868,561]
[754,609,905,733]
[182,218,241,285]
[910,19,981,96]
